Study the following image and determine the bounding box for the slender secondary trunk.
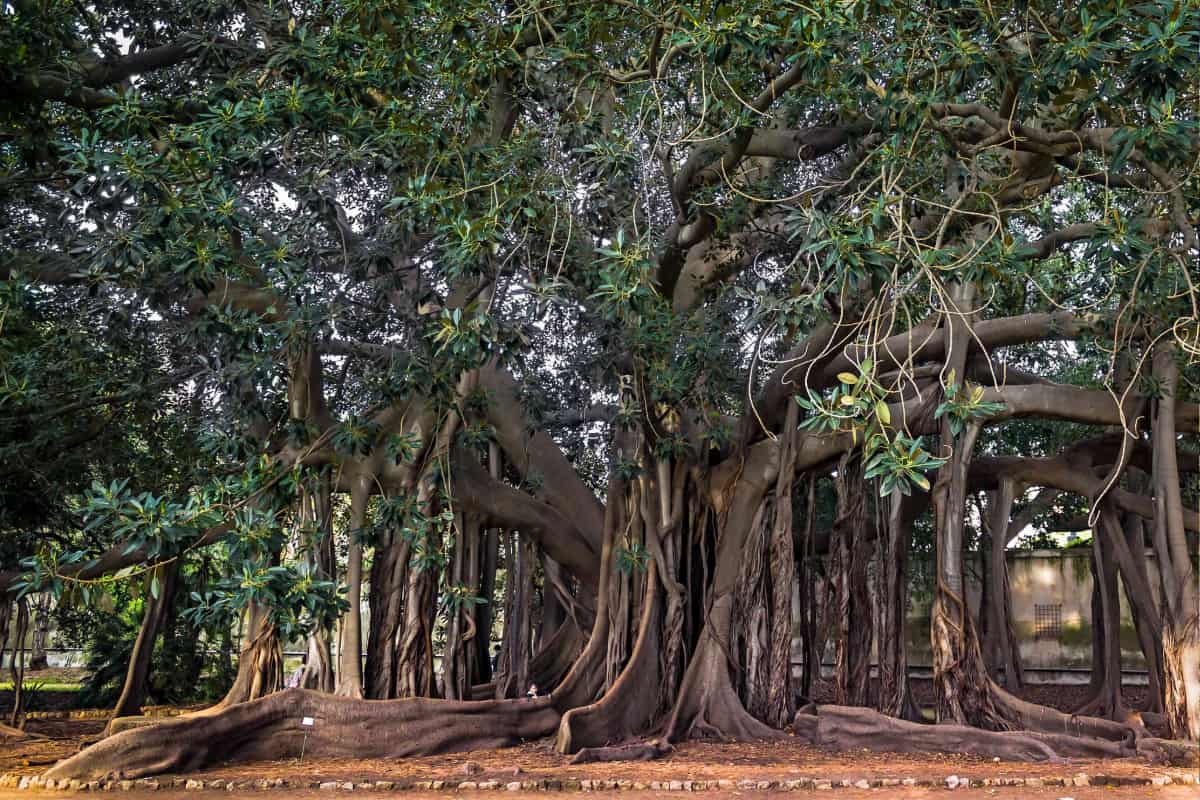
[474,526,499,683]
[494,533,534,699]
[365,529,409,699]
[1150,343,1200,741]
[834,450,872,707]
[877,490,917,719]
[0,600,11,687]
[441,512,481,700]
[984,479,1022,689]
[1076,519,1125,719]
[215,601,283,708]
[302,478,336,693]
[765,405,799,727]
[7,599,28,727]
[798,476,819,699]
[336,478,370,697]
[1115,513,1164,711]
[653,458,687,717]
[27,594,49,671]
[736,499,771,718]
[542,556,565,641]
[111,561,178,720]
[929,281,1005,727]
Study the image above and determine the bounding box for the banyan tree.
[0,0,1197,780]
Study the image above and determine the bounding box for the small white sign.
[301,716,315,727]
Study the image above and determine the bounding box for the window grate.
[1034,604,1062,640]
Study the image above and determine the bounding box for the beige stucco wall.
[906,549,1159,670]
[793,549,1163,674]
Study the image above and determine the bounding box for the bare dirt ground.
[3,788,1200,800]
[2,682,1195,797]
[138,736,1194,787]
[2,717,1197,793]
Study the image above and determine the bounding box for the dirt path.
[3,716,1195,794]
[2,788,1198,800]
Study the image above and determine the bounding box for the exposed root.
[44,690,561,782]
[1135,736,1200,767]
[569,738,673,764]
[104,717,160,736]
[0,722,42,739]
[808,705,1134,763]
[990,684,1136,744]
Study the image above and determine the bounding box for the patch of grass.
[0,681,82,692]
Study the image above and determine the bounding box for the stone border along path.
[1,772,1195,792]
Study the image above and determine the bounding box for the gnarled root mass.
[45,690,560,782]
[796,705,1134,763]
[555,562,663,754]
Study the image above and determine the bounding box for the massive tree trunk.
[931,417,1005,727]
[110,561,179,722]
[555,557,663,753]
[664,444,780,742]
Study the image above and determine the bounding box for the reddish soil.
[3,716,1195,791]
[807,677,1151,717]
[2,788,1199,800]
[169,736,1193,788]
[0,719,104,774]
[3,692,1195,799]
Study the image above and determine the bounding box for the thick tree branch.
[452,453,600,591]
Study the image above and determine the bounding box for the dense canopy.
[0,0,1197,778]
